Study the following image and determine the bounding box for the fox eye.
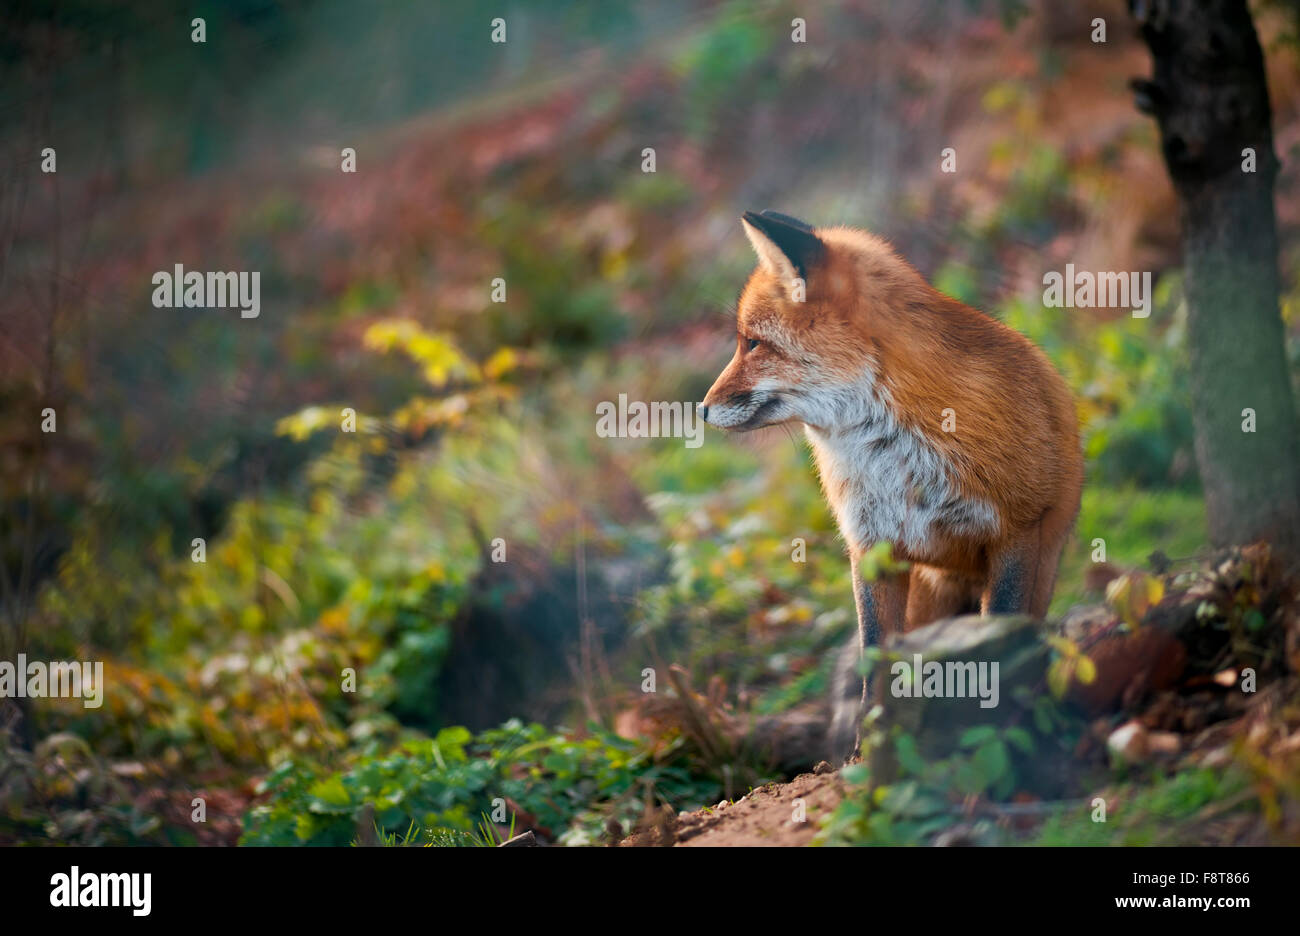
[746,337,761,352]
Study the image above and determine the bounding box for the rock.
[1107,720,1147,760]
[1147,730,1181,755]
[891,614,1042,665]
[865,614,1050,786]
[1106,719,1180,763]
[747,709,830,773]
[1212,669,1238,687]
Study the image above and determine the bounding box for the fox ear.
[740,210,824,292]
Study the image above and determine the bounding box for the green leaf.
[895,734,927,777]
[1033,701,1054,735]
[973,741,1010,790]
[308,775,352,809]
[840,764,871,786]
[1004,727,1035,755]
[959,725,997,749]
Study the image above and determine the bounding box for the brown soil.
[620,763,846,847]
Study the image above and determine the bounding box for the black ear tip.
[759,210,815,233]
[741,210,762,224]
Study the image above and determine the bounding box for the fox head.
[700,210,914,433]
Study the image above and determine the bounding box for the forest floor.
[620,684,1300,847]
[619,544,1300,847]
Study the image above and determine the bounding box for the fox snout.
[698,382,747,429]
[698,367,746,429]
[699,384,784,431]
[697,390,744,430]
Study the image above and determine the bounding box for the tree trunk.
[1131,0,1300,562]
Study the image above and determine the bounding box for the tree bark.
[1131,0,1300,562]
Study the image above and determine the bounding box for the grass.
[1030,767,1253,846]
[1051,485,1207,615]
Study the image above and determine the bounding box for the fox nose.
[698,403,709,422]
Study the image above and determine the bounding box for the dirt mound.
[620,763,845,846]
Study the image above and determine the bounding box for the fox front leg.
[829,553,909,762]
[847,552,909,737]
[851,550,910,651]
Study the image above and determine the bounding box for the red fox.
[700,210,1084,756]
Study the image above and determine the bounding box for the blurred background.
[2,0,1299,845]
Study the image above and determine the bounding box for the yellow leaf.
[1106,571,1161,628]
[1046,635,1076,656]
[1047,660,1070,698]
[483,347,518,380]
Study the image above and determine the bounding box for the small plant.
[242,720,721,846]
[820,695,1077,846]
[468,811,517,847]
[1045,636,1097,699]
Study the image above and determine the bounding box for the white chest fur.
[802,382,999,557]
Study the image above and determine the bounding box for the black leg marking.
[988,559,1025,614]
[857,580,880,649]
